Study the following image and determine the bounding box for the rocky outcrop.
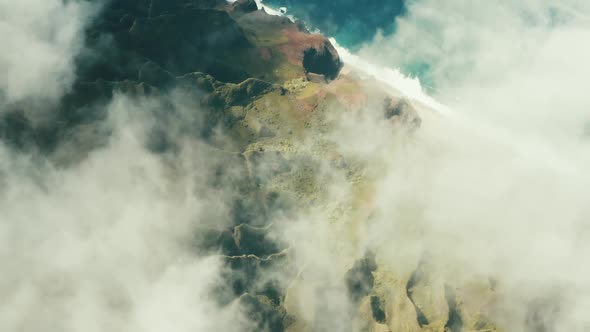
[303,44,342,80]
[231,0,259,14]
[384,97,422,129]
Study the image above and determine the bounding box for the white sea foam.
[253,0,295,20]
[330,38,451,115]
[251,1,450,114]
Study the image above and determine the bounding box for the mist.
[0,0,97,104]
[348,0,590,329]
[0,93,254,331]
[2,0,590,331]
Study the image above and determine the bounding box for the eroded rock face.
[303,44,342,80]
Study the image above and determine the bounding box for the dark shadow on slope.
[444,285,463,332]
[303,45,342,80]
[370,295,387,324]
[406,263,430,327]
[345,251,378,303]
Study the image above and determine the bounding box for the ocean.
[262,0,406,50]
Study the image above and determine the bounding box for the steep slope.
[0,1,500,331]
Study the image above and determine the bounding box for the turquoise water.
[261,0,444,90]
[261,0,438,89]
[263,0,406,51]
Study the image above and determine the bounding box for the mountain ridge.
[0,1,501,331]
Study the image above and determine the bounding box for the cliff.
[0,1,499,331]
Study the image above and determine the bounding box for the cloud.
[347,0,590,329]
[0,0,96,103]
[0,93,248,332]
[3,0,590,330]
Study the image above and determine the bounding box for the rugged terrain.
[0,1,500,331]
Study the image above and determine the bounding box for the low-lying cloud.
[3,0,590,331]
[0,0,96,104]
[0,93,251,331]
[351,0,590,329]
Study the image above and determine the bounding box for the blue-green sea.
[263,0,406,50]
[260,0,440,89]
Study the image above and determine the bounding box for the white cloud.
[0,94,245,332]
[346,0,590,329]
[0,0,96,103]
